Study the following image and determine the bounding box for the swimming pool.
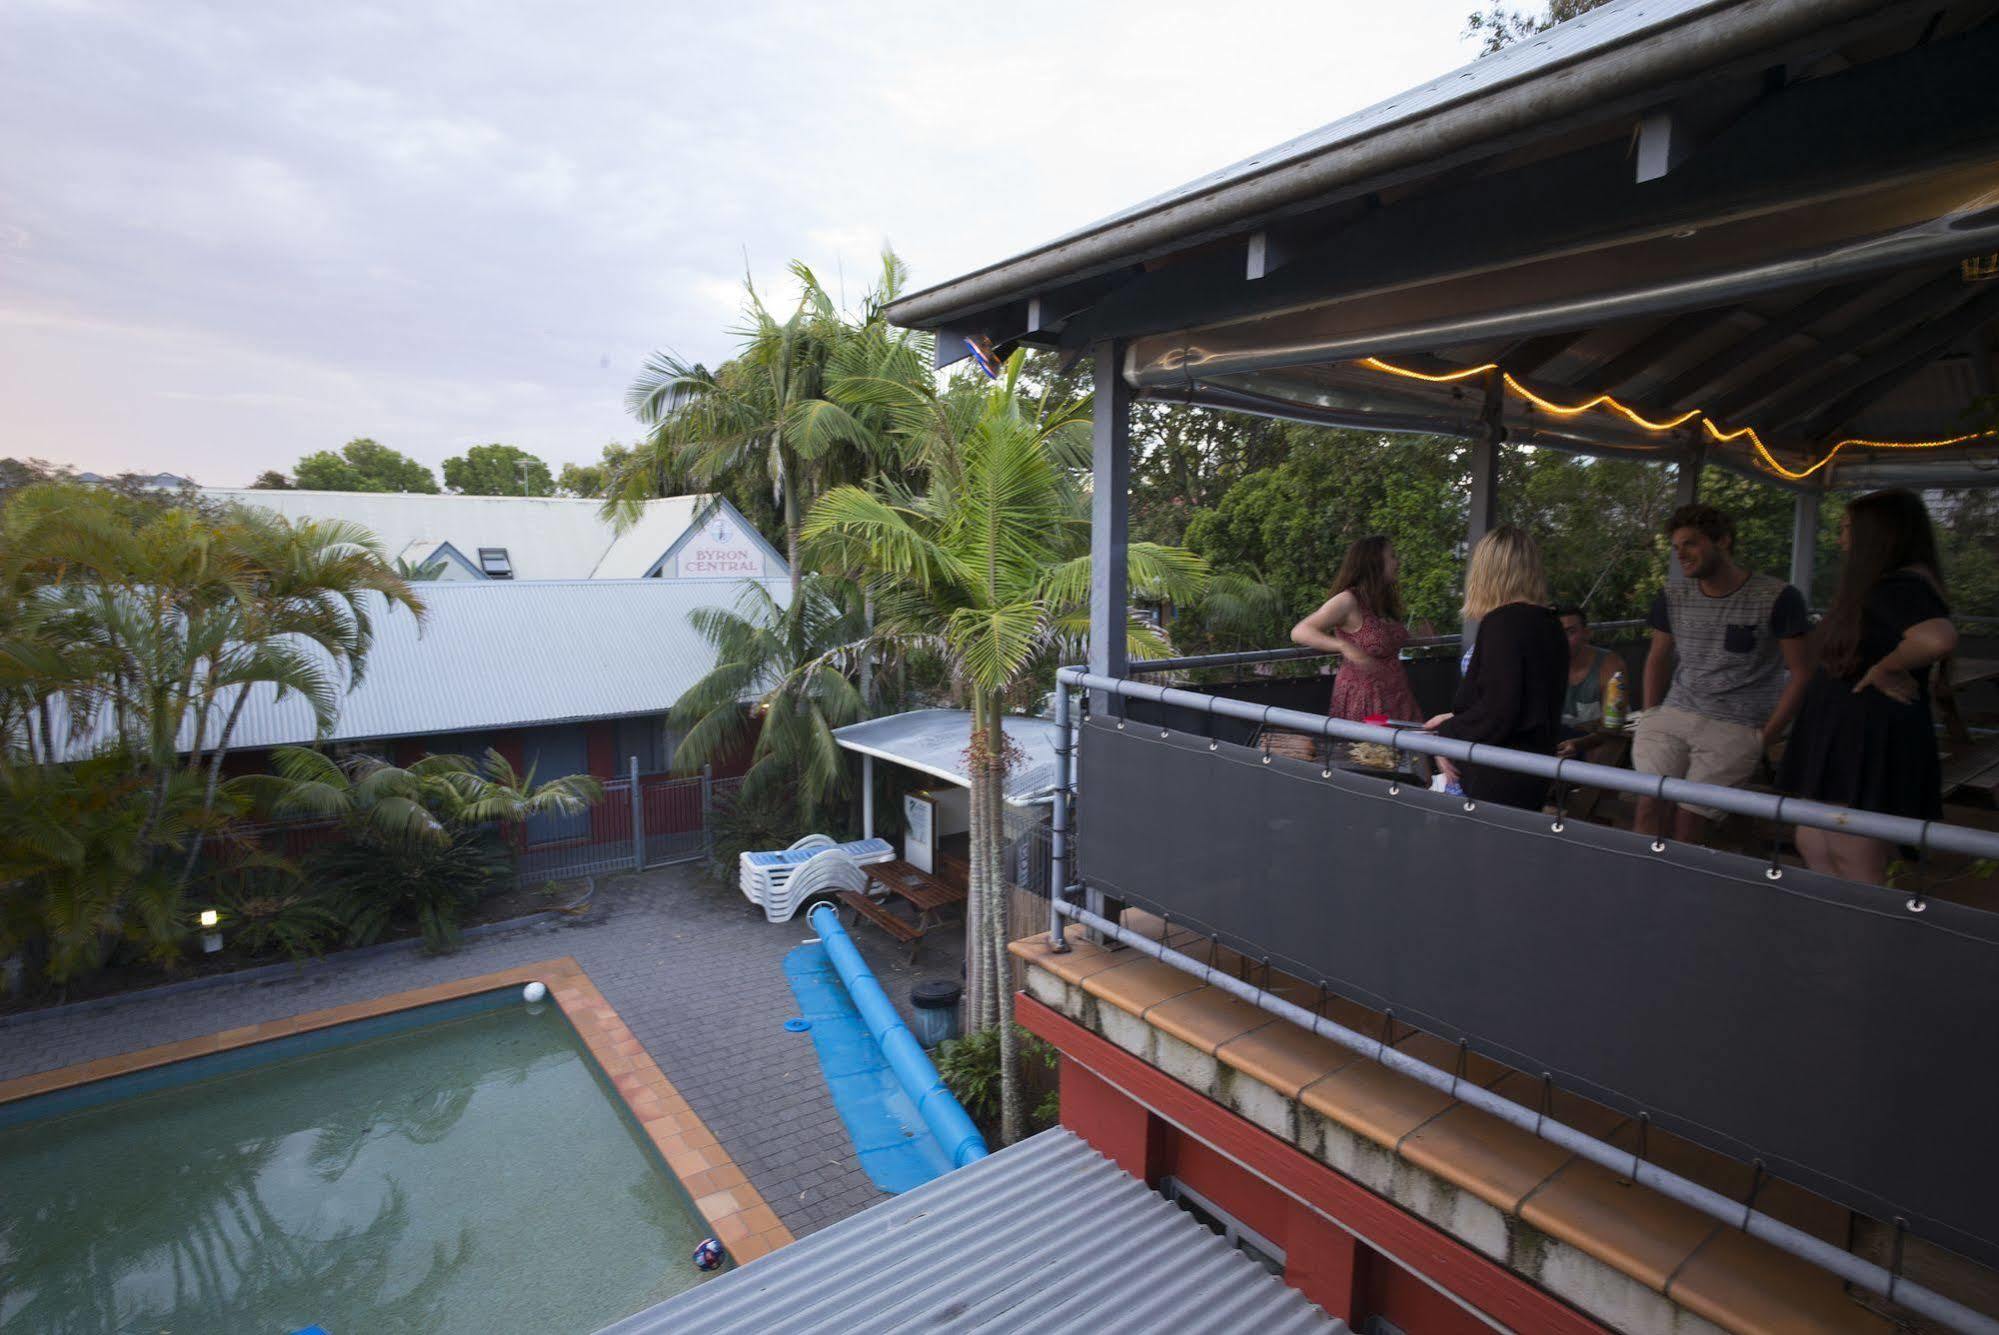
[0,989,718,1334]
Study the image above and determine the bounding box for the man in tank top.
[1633,504,1812,845]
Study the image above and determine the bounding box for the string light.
[1356,355,1995,483]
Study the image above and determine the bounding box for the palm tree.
[619,265,857,602]
[251,746,603,952]
[0,483,421,983]
[1197,568,1289,657]
[805,353,1206,1142]
[617,252,919,605]
[668,575,868,829]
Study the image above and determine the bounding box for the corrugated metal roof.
[889,0,1750,325]
[1048,0,1728,248]
[603,1127,1344,1335]
[55,577,790,755]
[832,709,1064,805]
[204,489,707,581]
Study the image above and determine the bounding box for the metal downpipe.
[1055,902,1999,1335]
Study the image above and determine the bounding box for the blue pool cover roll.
[782,941,953,1192]
[807,904,989,1169]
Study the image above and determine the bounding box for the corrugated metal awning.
[601,1127,1344,1334]
[832,709,1063,805]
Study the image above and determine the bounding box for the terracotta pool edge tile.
[546,968,789,1265]
[0,956,584,1105]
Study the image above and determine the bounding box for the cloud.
[0,0,1484,482]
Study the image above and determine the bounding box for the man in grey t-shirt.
[1633,503,1811,844]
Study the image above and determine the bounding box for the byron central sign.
[672,514,766,578]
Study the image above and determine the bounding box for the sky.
[0,0,1493,486]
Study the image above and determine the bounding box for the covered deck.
[889,1,1999,1330]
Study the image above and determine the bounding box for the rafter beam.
[1656,278,1874,410]
[1499,329,1592,380]
[1576,307,1740,394]
[1791,284,1999,437]
[1708,270,1970,424]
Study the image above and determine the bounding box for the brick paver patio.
[0,866,969,1239]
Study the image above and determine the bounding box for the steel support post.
[1088,342,1132,942]
[1089,340,1132,711]
[701,762,714,859]
[862,754,875,840]
[1461,371,1505,647]
[1675,441,1706,508]
[1049,674,1072,951]
[629,755,643,871]
[1789,488,1821,601]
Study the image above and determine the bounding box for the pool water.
[0,995,714,1334]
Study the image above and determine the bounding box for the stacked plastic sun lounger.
[739,834,895,924]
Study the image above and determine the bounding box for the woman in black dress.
[1426,525,1568,811]
[1778,489,1957,885]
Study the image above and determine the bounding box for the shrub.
[204,857,341,962]
[935,1026,1058,1135]
[706,784,807,877]
[311,826,509,954]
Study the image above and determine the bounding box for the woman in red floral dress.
[1290,535,1423,724]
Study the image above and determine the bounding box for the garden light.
[198,909,223,954]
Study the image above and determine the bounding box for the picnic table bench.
[1941,733,1999,806]
[834,859,967,962]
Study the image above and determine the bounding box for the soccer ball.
[692,1237,726,1272]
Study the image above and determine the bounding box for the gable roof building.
[202,490,786,584]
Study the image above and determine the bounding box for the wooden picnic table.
[1952,657,1999,688]
[835,858,967,962]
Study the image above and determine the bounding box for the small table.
[1950,657,1999,689]
[836,859,967,962]
[1559,722,1637,820]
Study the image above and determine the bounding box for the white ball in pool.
[523,981,547,1003]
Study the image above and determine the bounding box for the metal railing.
[1133,621,1649,676]
[1060,900,1995,1335]
[1041,662,1999,1335]
[1057,667,1999,866]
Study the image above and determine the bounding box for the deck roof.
[889,0,1999,491]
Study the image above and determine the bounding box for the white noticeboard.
[674,513,766,579]
[903,793,935,873]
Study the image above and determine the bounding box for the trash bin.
[909,979,963,1049]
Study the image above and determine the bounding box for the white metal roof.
[204,489,719,582]
[602,1127,1344,1335]
[53,577,790,755]
[832,708,1064,805]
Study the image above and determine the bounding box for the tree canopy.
[556,443,635,498]
[292,439,439,494]
[442,443,555,497]
[1465,0,1614,55]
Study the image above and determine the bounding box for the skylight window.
[478,547,514,579]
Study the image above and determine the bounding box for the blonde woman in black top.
[1426,526,1568,811]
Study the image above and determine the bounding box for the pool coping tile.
[0,955,795,1269]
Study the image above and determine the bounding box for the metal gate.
[511,761,718,885]
[639,769,710,869]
